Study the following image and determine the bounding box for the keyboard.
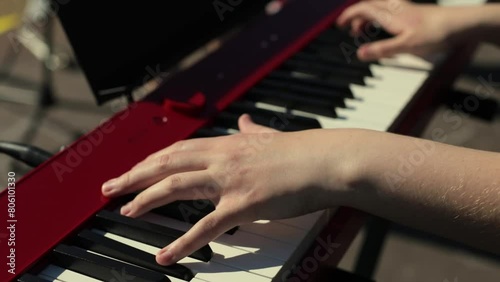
[1,0,475,281]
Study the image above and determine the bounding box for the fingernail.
[102,178,118,194]
[121,202,132,216]
[157,248,175,265]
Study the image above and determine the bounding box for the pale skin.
[102,1,500,265]
[337,0,500,60]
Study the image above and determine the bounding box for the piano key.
[379,53,434,71]
[140,211,327,279]
[294,51,373,73]
[93,210,213,262]
[296,48,372,70]
[314,28,352,45]
[251,91,387,131]
[295,109,386,130]
[72,229,194,280]
[141,212,296,261]
[267,70,355,97]
[247,86,343,115]
[98,231,272,282]
[151,200,238,235]
[239,220,308,245]
[39,265,100,282]
[353,66,429,108]
[41,264,196,282]
[250,100,382,131]
[303,38,378,65]
[154,200,215,219]
[283,57,369,80]
[37,275,64,282]
[51,244,170,282]
[218,103,321,131]
[191,127,229,138]
[17,273,51,282]
[282,62,429,131]
[128,213,286,278]
[276,211,325,230]
[259,77,352,101]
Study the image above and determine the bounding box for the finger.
[238,114,278,134]
[156,208,237,265]
[350,18,367,36]
[120,170,214,218]
[357,34,408,61]
[102,151,209,197]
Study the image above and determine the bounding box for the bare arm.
[330,129,500,253]
[469,4,500,46]
[102,116,500,265]
[337,1,500,61]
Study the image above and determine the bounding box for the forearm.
[327,129,500,253]
[447,4,500,46]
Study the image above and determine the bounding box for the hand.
[101,115,352,265]
[337,0,462,61]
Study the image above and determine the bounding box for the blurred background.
[0,0,499,281]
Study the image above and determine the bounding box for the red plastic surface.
[0,103,210,281]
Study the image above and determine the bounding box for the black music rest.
[55,0,271,105]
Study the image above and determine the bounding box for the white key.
[97,231,271,282]
[38,273,65,282]
[276,211,324,230]
[141,213,295,261]
[379,53,434,71]
[338,65,430,130]
[39,265,100,282]
[140,214,286,278]
[240,220,307,245]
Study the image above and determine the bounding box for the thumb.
[357,35,408,61]
[238,114,279,134]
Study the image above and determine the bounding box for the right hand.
[337,0,459,61]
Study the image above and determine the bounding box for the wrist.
[319,129,377,208]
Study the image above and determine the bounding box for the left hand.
[101,114,353,265]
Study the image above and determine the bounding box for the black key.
[267,70,354,98]
[17,274,51,282]
[93,210,213,262]
[115,195,238,234]
[153,200,214,222]
[214,111,244,130]
[51,244,169,282]
[293,50,372,76]
[72,230,194,281]
[152,200,239,235]
[279,62,366,85]
[260,77,350,101]
[283,58,368,83]
[294,52,372,73]
[191,127,229,138]
[246,87,339,118]
[217,111,312,132]
[314,28,351,44]
[224,101,322,131]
